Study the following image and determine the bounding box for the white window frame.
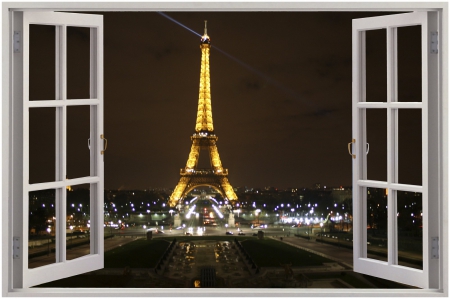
[352,11,439,289]
[17,11,104,288]
[2,2,447,297]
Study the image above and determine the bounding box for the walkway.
[28,236,139,269]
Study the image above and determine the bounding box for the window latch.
[348,139,356,159]
[101,134,107,155]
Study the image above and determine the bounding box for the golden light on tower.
[196,20,214,132]
[168,21,238,207]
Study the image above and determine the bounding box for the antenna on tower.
[204,20,207,35]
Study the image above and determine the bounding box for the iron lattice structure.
[168,23,238,207]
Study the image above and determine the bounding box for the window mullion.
[55,24,68,263]
[386,26,397,266]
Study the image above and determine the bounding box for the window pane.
[397,191,423,270]
[29,107,56,184]
[66,184,91,260]
[367,187,388,262]
[365,29,387,102]
[397,26,422,102]
[397,109,422,185]
[29,25,56,101]
[366,109,387,181]
[67,106,90,179]
[67,26,91,100]
[28,189,56,269]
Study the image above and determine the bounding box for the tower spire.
[204,20,207,35]
[196,21,213,132]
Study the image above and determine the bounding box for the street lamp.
[46,227,51,255]
[320,222,324,241]
[69,225,73,248]
[143,225,146,236]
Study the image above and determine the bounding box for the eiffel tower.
[168,21,238,208]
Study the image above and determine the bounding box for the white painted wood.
[352,26,363,267]
[19,11,104,288]
[27,177,100,192]
[25,254,103,288]
[420,12,431,287]
[22,11,102,28]
[11,11,25,289]
[27,99,99,108]
[353,12,428,31]
[353,11,431,288]
[357,180,423,192]
[2,3,444,296]
[426,11,441,289]
[386,27,396,266]
[356,102,423,109]
[355,258,425,288]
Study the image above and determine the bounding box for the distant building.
[331,187,352,203]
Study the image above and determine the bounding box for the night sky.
[28,11,423,190]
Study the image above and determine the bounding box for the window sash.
[12,11,104,288]
[352,11,440,289]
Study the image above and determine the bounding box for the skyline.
[29,12,422,190]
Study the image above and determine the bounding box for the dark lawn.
[104,239,170,268]
[241,239,333,267]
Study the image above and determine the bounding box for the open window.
[3,4,446,296]
[351,11,441,288]
[10,11,104,288]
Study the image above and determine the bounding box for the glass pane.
[366,187,388,262]
[397,26,422,102]
[67,26,90,99]
[366,109,387,181]
[397,109,422,185]
[28,189,56,269]
[365,29,387,102]
[397,191,423,269]
[29,108,56,184]
[66,184,91,260]
[29,25,56,101]
[67,106,90,179]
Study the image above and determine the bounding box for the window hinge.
[13,31,21,53]
[431,237,439,259]
[430,32,438,54]
[13,237,20,259]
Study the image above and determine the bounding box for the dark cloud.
[145,42,177,60]
[309,108,339,118]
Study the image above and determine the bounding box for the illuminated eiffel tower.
[168,21,238,208]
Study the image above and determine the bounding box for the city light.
[212,205,224,218]
[186,204,197,219]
